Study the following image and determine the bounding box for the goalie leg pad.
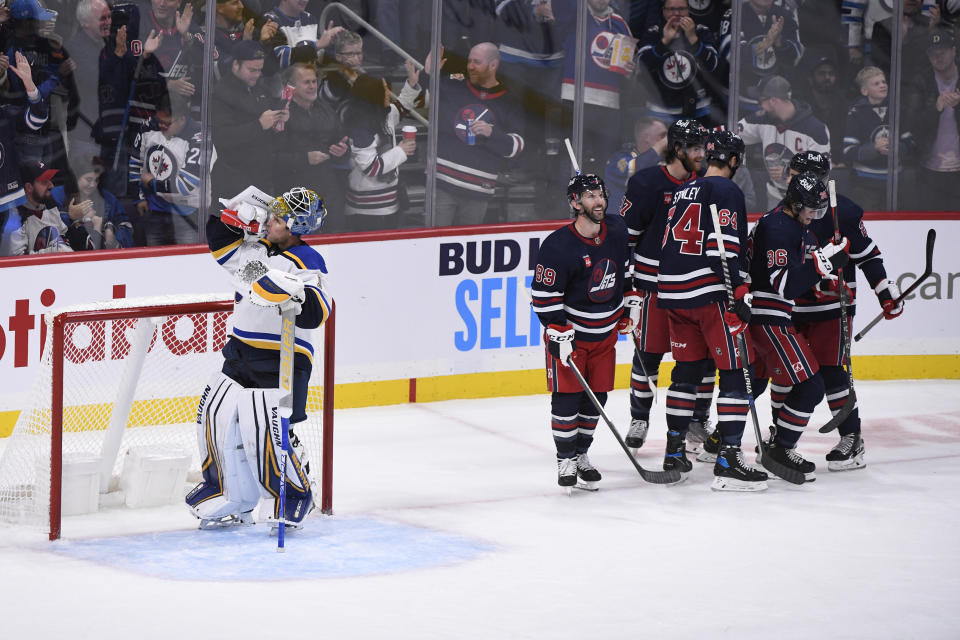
[238,389,314,524]
[186,373,262,521]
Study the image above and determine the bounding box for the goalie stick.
[818,180,856,434]
[566,357,681,485]
[854,228,936,342]
[709,204,805,485]
[276,304,296,551]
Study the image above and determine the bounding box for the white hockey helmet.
[269,187,326,235]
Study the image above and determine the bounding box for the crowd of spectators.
[0,0,956,254]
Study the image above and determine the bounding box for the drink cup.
[402,125,417,141]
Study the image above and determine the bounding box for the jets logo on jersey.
[688,0,712,13]
[587,258,618,303]
[147,144,179,183]
[659,50,696,88]
[749,35,777,70]
[590,32,616,70]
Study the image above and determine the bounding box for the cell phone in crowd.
[109,3,141,46]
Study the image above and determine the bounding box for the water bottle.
[466,118,475,146]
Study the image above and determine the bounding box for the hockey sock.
[769,383,790,427]
[716,369,749,445]
[715,391,749,445]
[665,361,703,437]
[821,365,861,437]
[630,351,663,420]
[575,392,605,454]
[693,362,717,421]
[551,392,582,458]
[775,375,825,448]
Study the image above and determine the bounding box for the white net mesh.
[0,294,327,532]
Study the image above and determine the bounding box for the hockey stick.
[854,228,936,342]
[818,180,856,434]
[566,357,681,484]
[709,204,805,485]
[276,305,296,551]
[564,138,580,175]
[629,330,658,405]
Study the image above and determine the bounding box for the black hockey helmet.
[704,129,745,164]
[784,171,829,218]
[789,150,830,178]
[668,119,707,149]
[567,173,609,207]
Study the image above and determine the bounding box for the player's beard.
[679,150,700,175]
[581,201,606,225]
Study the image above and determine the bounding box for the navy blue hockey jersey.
[622,165,696,293]
[531,214,631,342]
[747,205,824,326]
[657,176,747,309]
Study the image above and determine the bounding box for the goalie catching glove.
[617,290,646,335]
[875,278,903,319]
[248,268,305,314]
[546,323,576,366]
[812,237,850,280]
[723,284,751,338]
[219,186,276,239]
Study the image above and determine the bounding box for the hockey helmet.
[784,171,829,219]
[704,129,745,164]
[788,150,831,178]
[668,119,707,149]
[269,187,326,235]
[567,173,609,208]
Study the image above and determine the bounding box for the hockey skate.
[574,453,601,491]
[663,430,692,473]
[712,445,768,492]
[763,441,816,482]
[557,456,577,495]
[687,418,713,444]
[626,418,648,453]
[826,432,866,472]
[199,510,255,530]
[696,429,721,463]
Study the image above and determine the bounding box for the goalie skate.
[199,510,255,530]
[826,433,866,472]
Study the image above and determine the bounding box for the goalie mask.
[270,187,326,236]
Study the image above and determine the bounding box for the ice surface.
[1,380,958,639]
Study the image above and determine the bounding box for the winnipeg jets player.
[185,186,332,529]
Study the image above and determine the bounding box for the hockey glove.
[875,278,903,319]
[546,323,576,366]
[812,237,850,280]
[248,269,305,314]
[723,284,751,338]
[813,277,853,301]
[616,290,646,335]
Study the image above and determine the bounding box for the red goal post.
[0,294,335,540]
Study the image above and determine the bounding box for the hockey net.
[0,294,335,540]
